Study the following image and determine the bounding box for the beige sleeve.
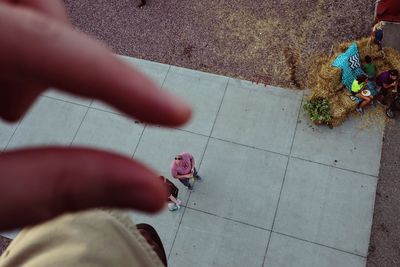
[0,210,164,267]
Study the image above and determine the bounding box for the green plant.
[303,97,332,124]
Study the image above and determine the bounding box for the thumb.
[0,147,167,230]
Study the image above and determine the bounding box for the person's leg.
[375,93,385,105]
[386,106,395,118]
[167,202,179,211]
[359,100,371,108]
[386,99,398,118]
[356,94,371,108]
[168,195,181,206]
[374,31,383,50]
[0,210,166,267]
[368,96,376,107]
[178,178,192,189]
[193,168,202,180]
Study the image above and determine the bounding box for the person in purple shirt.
[376,69,399,105]
[171,152,202,190]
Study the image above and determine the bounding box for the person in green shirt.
[352,75,373,114]
[363,55,377,79]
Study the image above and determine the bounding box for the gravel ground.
[63,0,375,89]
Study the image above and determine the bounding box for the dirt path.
[64,0,375,89]
[367,119,400,267]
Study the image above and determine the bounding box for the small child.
[363,56,377,80]
[159,176,182,211]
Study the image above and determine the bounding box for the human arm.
[382,81,398,93]
[383,82,394,89]
[171,166,192,180]
[174,174,194,179]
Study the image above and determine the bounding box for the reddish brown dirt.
[63,0,375,89]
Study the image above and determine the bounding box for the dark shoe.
[188,184,193,190]
[386,108,395,118]
[137,224,167,267]
[138,3,145,8]
[195,174,202,180]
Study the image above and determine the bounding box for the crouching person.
[352,75,373,114]
[171,152,202,190]
[375,69,399,105]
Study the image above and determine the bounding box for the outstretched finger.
[0,4,191,126]
[0,147,167,231]
[0,79,44,121]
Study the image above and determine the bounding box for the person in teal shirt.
[363,55,377,79]
[352,75,373,114]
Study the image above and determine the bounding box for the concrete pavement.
[1,56,384,267]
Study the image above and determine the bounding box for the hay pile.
[308,37,400,127]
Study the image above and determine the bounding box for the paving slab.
[188,138,287,229]
[274,157,377,257]
[169,209,269,267]
[0,121,18,152]
[91,56,170,114]
[211,79,303,155]
[7,97,88,149]
[162,66,228,136]
[72,108,144,156]
[265,232,366,267]
[129,207,185,257]
[292,104,384,176]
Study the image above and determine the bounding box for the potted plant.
[303,97,332,125]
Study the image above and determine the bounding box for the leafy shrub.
[303,97,332,124]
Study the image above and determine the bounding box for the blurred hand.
[0,0,191,230]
